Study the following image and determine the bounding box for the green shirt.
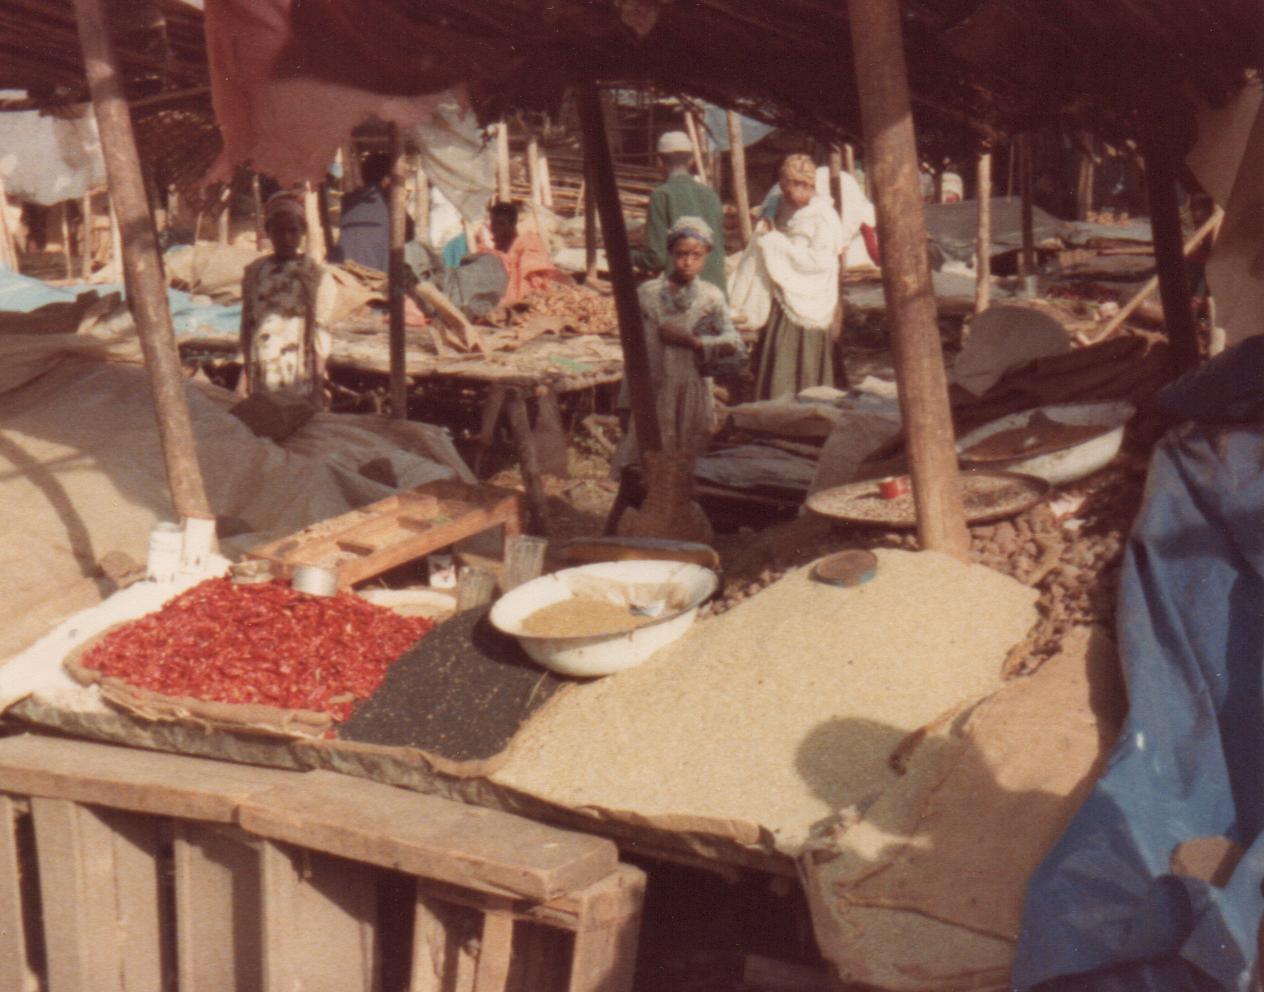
[631,172,727,296]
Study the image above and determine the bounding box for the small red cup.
[878,476,910,500]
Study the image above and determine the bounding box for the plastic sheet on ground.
[1013,337,1264,991]
[0,329,459,662]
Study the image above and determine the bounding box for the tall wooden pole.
[576,84,661,455]
[495,122,511,203]
[974,149,992,316]
[72,0,211,522]
[727,110,752,245]
[303,183,325,260]
[413,163,430,246]
[583,156,599,283]
[0,174,16,270]
[388,125,409,419]
[828,147,844,216]
[848,0,969,558]
[59,203,73,278]
[683,112,709,186]
[80,191,93,277]
[527,134,542,205]
[538,155,554,209]
[251,174,265,249]
[108,199,122,282]
[843,143,856,176]
[1019,133,1036,288]
[1140,120,1200,376]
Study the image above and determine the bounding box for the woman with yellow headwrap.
[752,154,845,400]
[238,190,336,406]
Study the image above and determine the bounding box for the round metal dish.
[806,470,1051,529]
[812,550,878,588]
[956,400,1135,486]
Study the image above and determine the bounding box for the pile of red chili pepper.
[80,578,434,722]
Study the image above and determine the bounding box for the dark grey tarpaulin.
[924,198,1153,264]
[1014,336,1264,992]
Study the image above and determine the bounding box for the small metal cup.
[291,564,338,597]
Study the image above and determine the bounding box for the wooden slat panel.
[173,821,264,992]
[238,772,617,903]
[472,911,514,992]
[566,866,645,992]
[31,798,163,992]
[260,841,379,992]
[408,891,483,992]
[0,796,32,991]
[0,735,298,824]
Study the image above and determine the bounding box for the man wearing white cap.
[631,130,727,294]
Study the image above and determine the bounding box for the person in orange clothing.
[478,201,571,306]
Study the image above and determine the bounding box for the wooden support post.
[527,134,542,205]
[566,866,645,992]
[389,124,409,420]
[303,182,325,261]
[217,191,230,244]
[107,199,122,282]
[843,143,856,176]
[974,149,992,317]
[1141,118,1202,376]
[848,0,969,558]
[539,155,555,209]
[576,84,662,457]
[1075,132,1095,221]
[496,122,511,203]
[727,110,752,244]
[582,164,599,282]
[506,387,552,536]
[0,173,16,270]
[73,0,212,522]
[60,202,73,278]
[251,173,265,250]
[80,191,93,277]
[0,797,30,989]
[828,147,844,216]
[683,111,708,185]
[414,164,430,246]
[1019,133,1035,285]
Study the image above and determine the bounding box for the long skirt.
[754,298,834,401]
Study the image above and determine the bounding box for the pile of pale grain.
[494,549,1038,855]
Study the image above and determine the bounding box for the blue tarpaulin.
[1014,337,1264,991]
[0,268,240,338]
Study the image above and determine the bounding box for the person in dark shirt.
[329,152,412,272]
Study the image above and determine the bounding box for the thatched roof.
[1,0,1259,163]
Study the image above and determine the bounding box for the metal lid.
[811,550,878,588]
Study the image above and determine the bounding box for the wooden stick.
[251,174,264,250]
[73,0,211,521]
[388,125,409,419]
[538,155,554,209]
[582,167,598,282]
[1139,120,1203,376]
[80,190,93,277]
[0,173,15,270]
[844,143,856,176]
[1019,133,1035,282]
[496,122,511,203]
[60,202,73,278]
[527,134,542,206]
[506,388,552,536]
[848,0,969,558]
[413,163,430,246]
[577,84,662,455]
[828,146,844,216]
[216,196,229,244]
[727,110,752,245]
[303,182,325,261]
[683,111,708,186]
[108,199,122,283]
[974,150,992,317]
[1078,209,1222,346]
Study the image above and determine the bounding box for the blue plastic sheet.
[1014,338,1264,991]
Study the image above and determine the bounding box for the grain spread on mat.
[522,598,651,637]
[79,578,432,721]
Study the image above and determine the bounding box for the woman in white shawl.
[752,154,845,400]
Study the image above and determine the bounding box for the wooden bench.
[0,733,644,992]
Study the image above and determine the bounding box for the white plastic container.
[146,522,182,583]
[489,560,718,678]
[956,400,1135,486]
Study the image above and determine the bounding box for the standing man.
[632,131,727,295]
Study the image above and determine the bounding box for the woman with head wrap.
[611,216,746,477]
[751,153,845,400]
[238,190,337,405]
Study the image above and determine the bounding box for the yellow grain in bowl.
[521,598,653,638]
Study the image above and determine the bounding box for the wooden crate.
[0,734,644,992]
[247,480,523,589]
